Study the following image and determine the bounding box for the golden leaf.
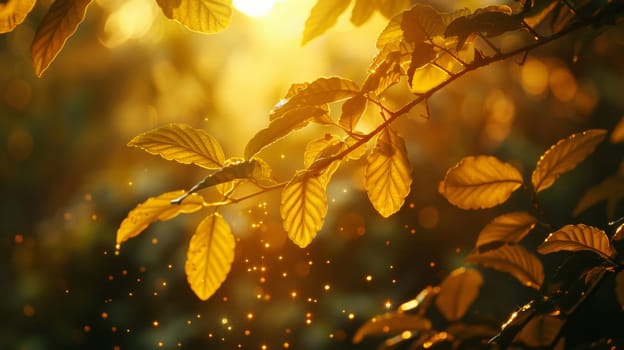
[573,176,624,219]
[409,63,449,94]
[475,212,537,248]
[281,172,328,248]
[513,315,564,348]
[245,106,327,159]
[440,155,523,210]
[339,94,367,131]
[185,213,235,300]
[304,135,343,186]
[0,0,36,33]
[611,116,624,143]
[615,271,624,311]
[365,128,412,218]
[350,0,375,26]
[352,312,432,344]
[531,129,607,193]
[435,268,483,321]
[31,0,93,77]
[116,191,204,245]
[301,0,350,44]
[156,0,231,33]
[362,49,402,96]
[376,5,444,49]
[128,123,225,170]
[538,224,614,259]
[466,244,543,290]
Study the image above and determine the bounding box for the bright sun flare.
[233,0,279,18]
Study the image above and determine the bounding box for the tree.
[1,0,623,349]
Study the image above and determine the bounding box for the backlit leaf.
[444,5,523,50]
[116,191,204,245]
[301,0,350,44]
[185,213,235,300]
[187,159,259,195]
[365,128,412,218]
[440,155,523,210]
[0,0,36,33]
[339,94,367,131]
[350,0,374,26]
[376,5,444,49]
[352,312,432,344]
[409,63,450,94]
[476,212,538,249]
[362,49,402,96]
[304,135,344,186]
[611,116,624,143]
[31,0,93,77]
[281,172,328,248]
[245,107,327,159]
[573,176,624,219]
[513,315,564,348]
[156,0,231,33]
[466,244,544,289]
[532,129,607,193]
[435,268,483,321]
[128,123,225,170]
[538,224,614,259]
[616,271,624,311]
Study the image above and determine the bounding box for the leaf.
[573,176,624,219]
[362,49,402,96]
[538,224,614,259]
[0,0,36,33]
[188,159,259,194]
[128,123,225,170]
[245,107,327,159]
[440,155,523,210]
[365,128,412,218]
[409,63,450,94]
[301,0,350,45]
[304,135,345,186]
[466,244,544,289]
[116,191,204,245]
[513,315,565,348]
[339,94,367,131]
[352,312,432,344]
[444,6,523,50]
[350,0,374,26]
[271,77,359,120]
[398,286,439,315]
[185,213,235,300]
[475,212,538,249]
[532,129,607,193]
[376,5,445,49]
[281,172,328,248]
[435,268,483,321]
[156,0,232,33]
[611,116,624,143]
[31,0,93,77]
[616,271,624,311]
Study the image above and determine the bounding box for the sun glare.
[233,0,279,18]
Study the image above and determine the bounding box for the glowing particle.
[121,270,128,276]
[247,313,254,320]
[283,342,290,348]
[384,300,392,309]
[244,329,251,336]
[14,234,23,244]
[153,321,159,327]
[261,345,268,350]
[177,342,182,347]
[151,238,159,245]
[111,326,117,332]
[83,325,91,332]
[162,281,167,287]
[157,341,164,347]
[429,261,436,268]
[290,291,297,298]
[108,275,114,281]
[221,318,229,325]
[101,312,109,319]
[128,181,133,186]
[323,284,330,291]
[365,275,372,282]
[264,242,270,248]
[167,264,173,269]
[280,154,285,159]
[91,214,98,221]
[305,319,312,325]
[455,247,461,253]
[348,313,355,320]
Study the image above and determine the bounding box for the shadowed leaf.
[156,0,231,33]
[466,244,543,289]
[185,213,235,300]
[611,116,624,143]
[281,172,328,248]
[513,315,565,348]
[476,212,537,249]
[128,123,225,170]
[365,128,412,218]
[31,0,93,77]
[0,0,36,34]
[440,155,523,210]
[538,224,614,259]
[435,267,483,321]
[352,312,432,344]
[532,129,607,193]
[444,5,523,49]
[116,191,204,245]
[301,0,350,44]
[616,271,624,311]
[377,5,445,48]
[362,49,402,95]
[245,107,328,159]
[573,176,624,219]
[339,94,367,131]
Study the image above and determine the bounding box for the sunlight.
[233,0,280,18]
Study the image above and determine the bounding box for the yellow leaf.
[339,94,367,131]
[245,106,327,159]
[185,213,235,300]
[352,312,432,344]
[573,176,624,219]
[440,155,523,210]
[365,128,412,218]
[475,212,537,248]
[616,271,624,311]
[128,123,225,170]
[531,129,607,193]
[116,191,204,245]
[611,116,624,143]
[409,63,450,94]
[466,244,543,289]
[538,224,614,259]
[281,172,328,248]
[301,0,350,44]
[513,315,564,348]
[31,0,93,77]
[362,48,402,96]
[303,134,343,186]
[376,5,444,48]
[350,0,375,26]
[156,0,231,33]
[0,0,36,33]
[435,268,483,321]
